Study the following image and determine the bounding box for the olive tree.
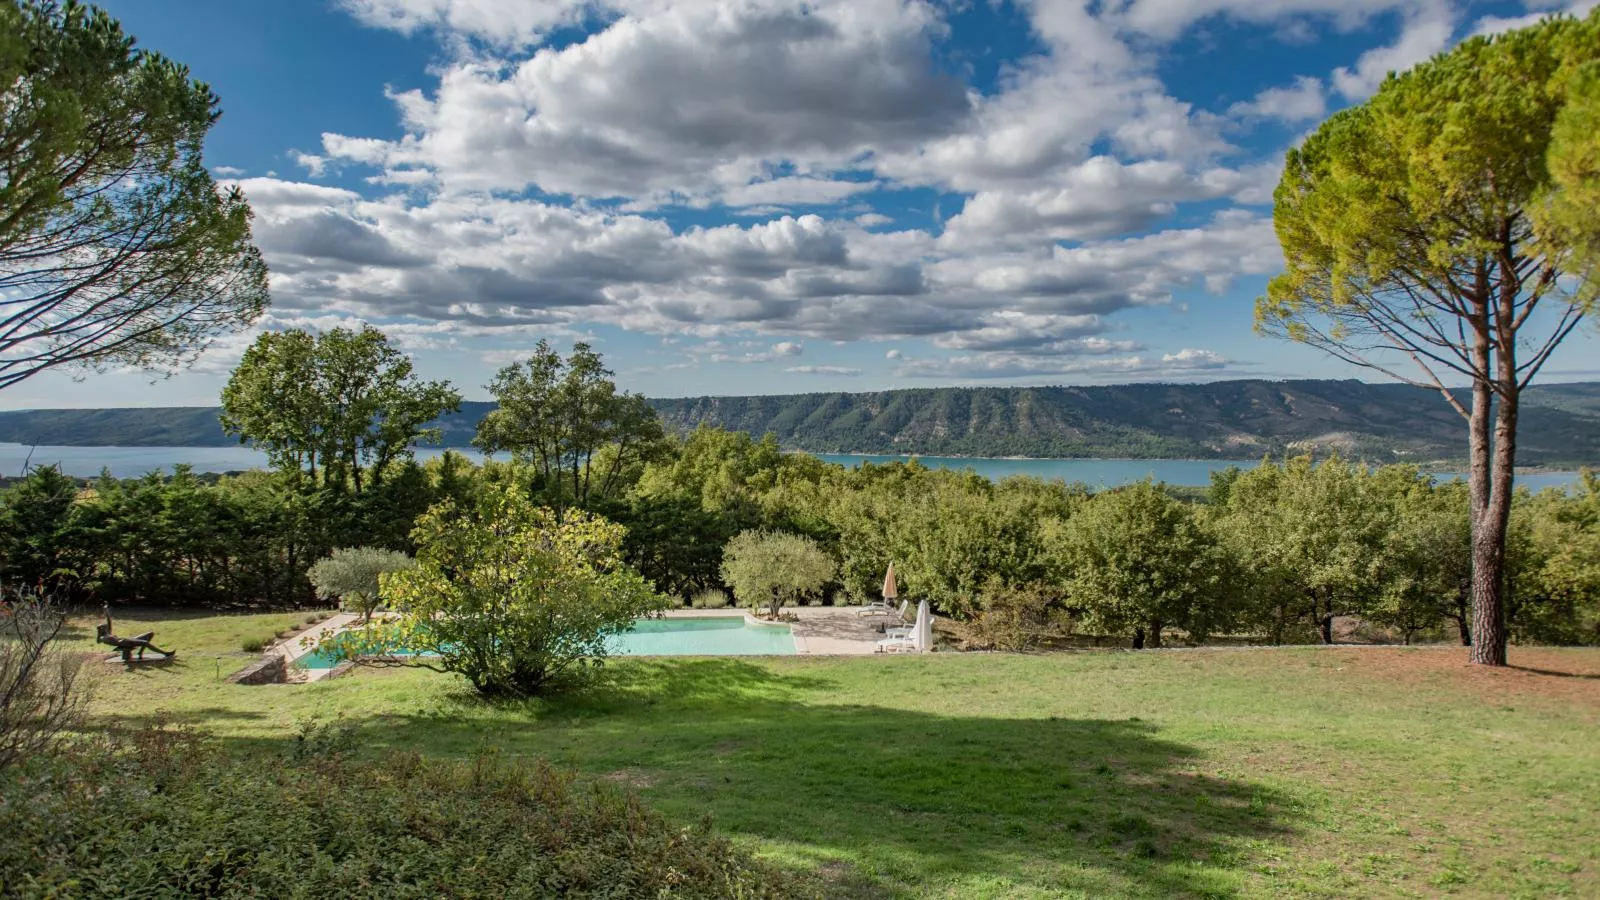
[1257,13,1600,665]
[721,530,835,619]
[324,480,664,697]
[0,1,268,390]
[306,547,413,622]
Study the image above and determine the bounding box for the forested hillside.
[3,380,1599,465]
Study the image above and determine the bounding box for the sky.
[12,0,1600,407]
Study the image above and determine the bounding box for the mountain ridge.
[3,379,1599,466]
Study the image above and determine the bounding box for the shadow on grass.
[1508,664,1600,680]
[99,659,1297,897]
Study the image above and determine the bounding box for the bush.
[0,589,88,772]
[241,637,264,653]
[968,580,1072,652]
[332,480,667,697]
[691,588,730,609]
[0,731,809,898]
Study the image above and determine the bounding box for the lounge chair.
[857,596,895,616]
[876,634,917,653]
[884,602,914,639]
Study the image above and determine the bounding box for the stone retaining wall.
[227,653,288,685]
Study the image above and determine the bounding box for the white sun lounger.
[858,596,895,616]
[876,634,917,653]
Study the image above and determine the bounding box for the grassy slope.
[69,612,1600,899]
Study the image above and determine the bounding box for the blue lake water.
[0,442,1584,491]
[815,453,1585,493]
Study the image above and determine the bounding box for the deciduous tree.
[476,341,664,512]
[1052,480,1230,649]
[220,326,460,494]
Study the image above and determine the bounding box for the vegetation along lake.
[0,442,1583,491]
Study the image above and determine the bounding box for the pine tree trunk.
[1468,385,1516,666]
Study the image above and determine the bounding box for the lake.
[0,442,1585,491]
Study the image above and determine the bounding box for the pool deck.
[274,612,359,682]
[660,606,907,655]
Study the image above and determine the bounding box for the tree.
[1257,13,1600,665]
[475,341,665,512]
[0,464,85,591]
[306,547,413,622]
[333,480,665,696]
[720,530,835,619]
[1051,480,1230,649]
[1208,457,1392,644]
[1371,474,1474,645]
[0,1,268,390]
[1506,473,1600,644]
[221,326,461,495]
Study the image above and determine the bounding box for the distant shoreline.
[0,441,1589,475]
[805,449,1588,475]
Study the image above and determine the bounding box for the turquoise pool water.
[293,616,795,669]
[610,616,797,656]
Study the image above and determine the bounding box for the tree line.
[3,328,1595,650]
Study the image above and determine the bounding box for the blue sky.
[15,0,1600,407]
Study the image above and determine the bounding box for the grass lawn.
[66,611,1600,899]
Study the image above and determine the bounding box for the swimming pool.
[611,616,797,656]
[292,615,795,669]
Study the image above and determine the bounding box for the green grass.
[68,611,1600,899]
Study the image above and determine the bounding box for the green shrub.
[691,588,730,609]
[343,482,667,697]
[968,580,1072,652]
[241,637,265,653]
[303,614,320,625]
[0,731,811,899]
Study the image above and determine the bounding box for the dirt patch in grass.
[1302,646,1600,707]
[600,767,658,789]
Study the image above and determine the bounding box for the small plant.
[290,717,361,762]
[691,588,730,610]
[304,614,320,625]
[241,637,265,653]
